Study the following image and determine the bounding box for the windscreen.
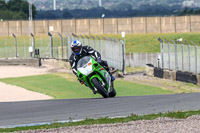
[77,56,91,68]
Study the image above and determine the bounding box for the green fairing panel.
[77,57,110,91]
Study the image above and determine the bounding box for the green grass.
[102,33,200,53]
[0,74,100,99]
[126,67,145,73]
[0,73,173,99]
[1,110,200,132]
[115,79,173,96]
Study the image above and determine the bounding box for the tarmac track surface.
[1,93,200,128]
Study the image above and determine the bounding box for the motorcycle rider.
[69,40,115,94]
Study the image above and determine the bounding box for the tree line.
[0,0,36,20]
[178,8,200,16]
[36,4,182,20]
[0,0,200,20]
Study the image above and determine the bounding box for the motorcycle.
[77,56,116,98]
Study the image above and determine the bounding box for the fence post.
[145,53,147,65]
[158,37,164,68]
[188,44,191,72]
[111,39,114,66]
[191,41,198,73]
[151,53,153,66]
[80,35,85,46]
[139,53,142,67]
[133,53,135,67]
[23,38,26,58]
[58,33,64,59]
[173,40,178,70]
[54,37,58,58]
[165,39,171,70]
[66,33,72,59]
[85,35,90,46]
[157,53,160,67]
[129,52,131,67]
[195,45,198,73]
[48,32,53,58]
[185,41,191,72]
[5,39,7,58]
[12,33,18,58]
[181,43,184,71]
[90,36,96,49]
[120,40,126,75]
[64,33,68,59]
[91,36,96,49]
[31,33,35,58]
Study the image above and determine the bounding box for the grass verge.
[1,110,200,132]
[0,73,173,99]
[102,33,200,53]
[125,67,145,73]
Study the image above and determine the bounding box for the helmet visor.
[72,46,81,53]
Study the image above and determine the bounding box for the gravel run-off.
[10,115,200,133]
[0,66,53,102]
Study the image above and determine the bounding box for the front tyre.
[91,78,109,98]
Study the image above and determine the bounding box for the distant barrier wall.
[1,15,200,36]
[145,64,200,86]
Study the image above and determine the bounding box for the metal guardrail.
[158,38,200,74]
[127,53,160,68]
[0,33,126,73]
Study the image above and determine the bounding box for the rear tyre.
[91,78,109,98]
[109,88,116,97]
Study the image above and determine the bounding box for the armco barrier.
[145,64,199,86]
[145,64,154,76]
[176,71,187,82]
[188,74,198,84]
[176,71,197,84]
[0,58,41,66]
[154,67,164,78]
[163,70,176,81]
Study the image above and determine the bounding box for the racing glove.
[96,58,102,64]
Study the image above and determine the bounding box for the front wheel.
[91,78,109,98]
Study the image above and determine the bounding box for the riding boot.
[110,80,114,90]
[108,71,115,81]
[92,90,97,94]
[108,71,115,90]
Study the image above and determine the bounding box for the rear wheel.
[91,78,109,98]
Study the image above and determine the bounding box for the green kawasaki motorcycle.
[77,56,116,98]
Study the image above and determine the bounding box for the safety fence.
[0,34,65,59]
[0,33,125,72]
[126,53,160,68]
[158,38,200,74]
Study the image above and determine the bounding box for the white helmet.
[71,40,82,55]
